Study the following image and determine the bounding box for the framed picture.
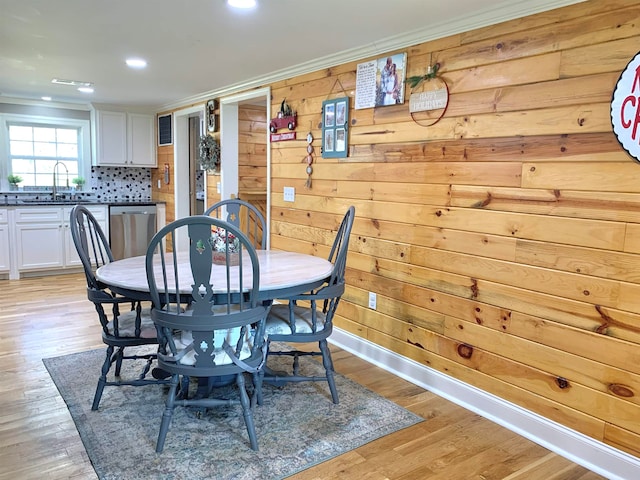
[355,52,407,109]
[336,100,346,126]
[322,96,349,158]
[324,129,334,152]
[206,99,217,132]
[324,103,335,127]
[335,128,346,152]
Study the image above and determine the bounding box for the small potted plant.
[7,174,23,190]
[72,177,86,191]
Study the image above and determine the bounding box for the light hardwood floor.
[0,273,605,479]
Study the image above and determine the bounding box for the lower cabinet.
[13,206,108,274]
[0,209,10,274]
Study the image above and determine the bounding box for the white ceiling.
[0,0,583,110]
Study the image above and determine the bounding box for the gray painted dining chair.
[69,205,167,411]
[204,198,267,249]
[263,206,355,404]
[145,215,268,452]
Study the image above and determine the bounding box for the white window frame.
[0,113,91,191]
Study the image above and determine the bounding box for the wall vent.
[158,113,173,146]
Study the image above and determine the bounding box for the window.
[8,123,80,187]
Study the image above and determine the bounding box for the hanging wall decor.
[198,134,220,173]
[407,57,449,127]
[269,99,297,142]
[355,52,407,110]
[206,99,217,132]
[611,51,640,162]
[322,96,349,158]
[304,127,314,189]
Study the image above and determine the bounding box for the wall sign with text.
[322,97,349,158]
[611,51,640,162]
[355,53,407,110]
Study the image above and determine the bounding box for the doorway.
[188,116,205,215]
[173,88,271,251]
[219,87,271,248]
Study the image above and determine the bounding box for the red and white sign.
[270,132,296,142]
[611,51,640,162]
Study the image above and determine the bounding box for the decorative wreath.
[198,134,220,173]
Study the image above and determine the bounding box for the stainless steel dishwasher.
[109,204,157,260]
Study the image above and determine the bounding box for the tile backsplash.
[4,166,199,203]
[91,166,152,201]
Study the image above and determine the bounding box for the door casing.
[219,87,271,249]
[173,88,271,251]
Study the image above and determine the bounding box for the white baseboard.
[330,328,640,480]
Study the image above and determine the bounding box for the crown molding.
[0,96,91,111]
[160,0,586,111]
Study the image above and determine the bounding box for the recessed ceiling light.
[41,96,52,101]
[227,0,257,9]
[77,87,94,94]
[126,58,147,69]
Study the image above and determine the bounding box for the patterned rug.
[43,345,422,480]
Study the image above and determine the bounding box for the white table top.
[96,249,334,300]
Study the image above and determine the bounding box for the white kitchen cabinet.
[13,206,108,273]
[93,109,156,167]
[94,110,127,166]
[127,113,156,167]
[14,208,65,270]
[0,209,10,274]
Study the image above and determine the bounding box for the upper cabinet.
[92,108,156,167]
[94,110,127,166]
[127,113,156,167]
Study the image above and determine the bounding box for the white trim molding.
[330,328,640,480]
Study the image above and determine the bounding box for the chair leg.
[156,374,180,453]
[177,375,190,400]
[92,345,114,411]
[319,340,339,404]
[236,373,259,451]
[251,370,263,407]
[114,347,124,377]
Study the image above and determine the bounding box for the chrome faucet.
[52,161,69,200]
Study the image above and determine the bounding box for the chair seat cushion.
[172,328,253,366]
[265,304,327,335]
[106,308,157,338]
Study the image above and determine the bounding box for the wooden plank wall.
[152,143,175,223]
[238,104,267,197]
[152,105,219,223]
[205,104,267,210]
[263,0,640,458]
[237,104,268,225]
[206,169,221,208]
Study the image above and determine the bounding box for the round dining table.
[97,249,334,389]
[96,249,334,301]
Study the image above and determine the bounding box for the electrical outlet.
[216,182,221,194]
[283,186,295,202]
[368,292,377,310]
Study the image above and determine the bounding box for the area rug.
[43,346,422,480]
